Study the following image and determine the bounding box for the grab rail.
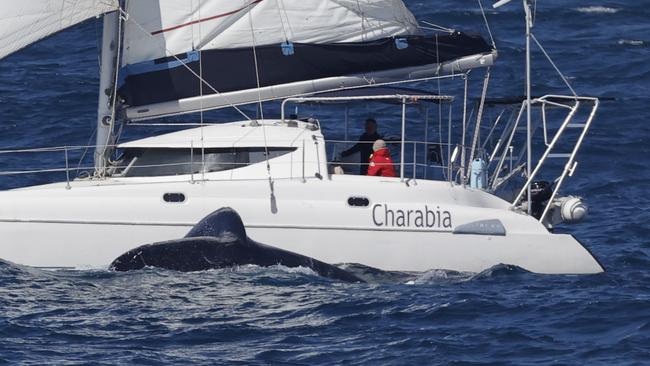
[509,95,599,221]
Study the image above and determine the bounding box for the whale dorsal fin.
[184,207,247,241]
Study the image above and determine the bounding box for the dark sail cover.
[118,33,492,108]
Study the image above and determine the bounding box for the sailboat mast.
[94,11,120,177]
[524,0,533,214]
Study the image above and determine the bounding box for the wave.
[468,264,530,281]
[575,6,620,14]
[618,39,645,46]
[0,258,49,285]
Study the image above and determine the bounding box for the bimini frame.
[281,94,453,181]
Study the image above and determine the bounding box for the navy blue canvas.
[117,33,492,107]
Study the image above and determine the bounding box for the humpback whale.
[110,208,364,283]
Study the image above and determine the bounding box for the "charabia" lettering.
[372,204,452,229]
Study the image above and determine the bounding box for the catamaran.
[0,0,603,274]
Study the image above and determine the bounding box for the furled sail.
[0,1,119,60]
[119,0,496,120]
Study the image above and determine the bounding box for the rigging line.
[435,34,446,179]
[477,0,497,49]
[447,101,453,184]
[127,122,222,127]
[150,0,263,35]
[197,0,206,181]
[76,126,98,175]
[247,5,274,193]
[273,0,290,41]
[531,33,578,97]
[94,17,101,69]
[355,0,366,41]
[118,8,252,121]
[247,9,264,120]
[276,0,294,39]
[420,21,454,34]
[461,72,469,185]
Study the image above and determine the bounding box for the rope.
[247,10,265,119]
[273,0,290,42]
[247,6,275,201]
[355,0,366,41]
[477,0,497,49]
[197,0,206,181]
[76,125,97,175]
[420,21,454,34]
[435,34,446,179]
[460,73,469,184]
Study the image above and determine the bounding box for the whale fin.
[110,207,365,282]
[184,207,247,240]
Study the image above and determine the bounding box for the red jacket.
[367,148,397,177]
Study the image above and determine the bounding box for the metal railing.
[0,138,485,188]
[325,139,484,183]
[508,95,599,220]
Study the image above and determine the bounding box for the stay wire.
[435,34,446,179]
[197,0,206,181]
[247,5,274,195]
[274,0,290,42]
[531,33,578,97]
[477,0,497,49]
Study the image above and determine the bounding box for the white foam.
[270,264,319,276]
[618,39,645,46]
[576,6,619,14]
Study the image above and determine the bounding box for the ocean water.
[1,1,649,364]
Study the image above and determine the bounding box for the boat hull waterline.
[110,207,364,282]
[0,177,603,274]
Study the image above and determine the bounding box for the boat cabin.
[109,119,321,181]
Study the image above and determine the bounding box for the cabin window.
[163,193,186,203]
[348,197,370,207]
[113,147,296,177]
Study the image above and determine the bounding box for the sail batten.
[0,1,119,60]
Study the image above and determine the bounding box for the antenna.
[492,0,534,214]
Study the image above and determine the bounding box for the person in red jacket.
[367,139,397,177]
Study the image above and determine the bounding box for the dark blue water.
[1,1,649,364]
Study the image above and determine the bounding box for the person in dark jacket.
[341,118,383,175]
[367,139,397,177]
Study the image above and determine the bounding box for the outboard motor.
[528,181,553,219]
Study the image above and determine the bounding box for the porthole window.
[348,197,370,207]
[163,193,186,203]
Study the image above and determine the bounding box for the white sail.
[122,0,420,66]
[0,0,119,60]
[118,0,495,120]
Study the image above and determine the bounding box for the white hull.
[0,176,603,274]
